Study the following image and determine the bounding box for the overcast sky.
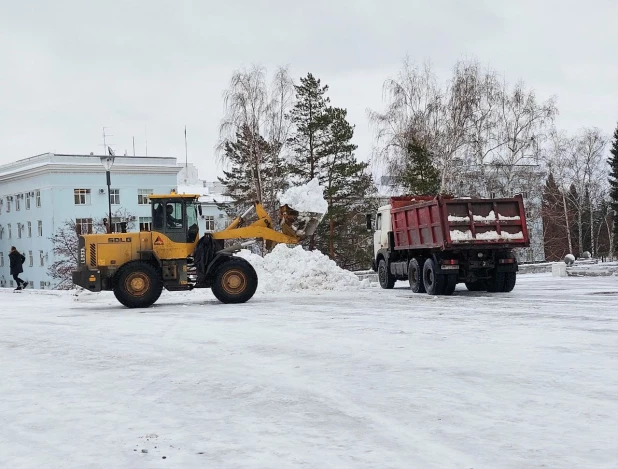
[1,0,617,180]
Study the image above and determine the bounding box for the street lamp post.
[100,149,116,234]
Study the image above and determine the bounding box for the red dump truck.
[368,195,530,295]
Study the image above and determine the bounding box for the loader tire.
[408,258,425,293]
[378,259,395,289]
[503,272,517,292]
[113,261,163,308]
[486,271,506,293]
[211,258,258,304]
[423,258,445,295]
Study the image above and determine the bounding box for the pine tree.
[398,138,440,195]
[287,73,332,183]
[288,74,376,267]
[609,123,618,254]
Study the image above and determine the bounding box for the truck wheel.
[211,258,258,304]
[408,258,425,293]
[443,275,457,295]
[113,261,163,308]
[423,258,445,295]
[465,281,485,292]
[503,272,516,292]
[486,272,506,292]
[378,259,395,289]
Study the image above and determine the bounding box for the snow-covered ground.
[2,274,617,469]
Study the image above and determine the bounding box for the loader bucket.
[279,204,323,240]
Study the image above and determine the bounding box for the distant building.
[0,153,180,289]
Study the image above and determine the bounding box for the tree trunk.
[589,203,595,256]
[577,208,583,256]
[562,192,573,254]
[607,215,615,260]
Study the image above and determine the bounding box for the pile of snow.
[498,214,521,221]
[473,210,496,221]
[476,230,524,241]
[279,178,328,215]
[237,244,368,292]
[448,215,470,222]
[450,230,525,241]
[450,229,473,241]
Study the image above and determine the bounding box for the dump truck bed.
[390,195,530,250]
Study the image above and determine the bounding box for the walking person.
[9,246,28,291]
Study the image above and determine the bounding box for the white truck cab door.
[373,205,391,260]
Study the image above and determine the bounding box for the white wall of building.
[0,153,180,289]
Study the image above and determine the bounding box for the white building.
[0,153,181,289]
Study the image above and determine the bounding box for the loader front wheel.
[113,261,163,308]
[211,258,258,304]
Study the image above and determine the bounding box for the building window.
[0,225,3,240]
[8,223,11,239]
[38,220,42,237]
[110,189,120,205]
[138,189,153,205]
[75,218,93,235]
[139,217,152,232]
[39,250,45,266]
[204,215,215,232]
[7,199,10,212]
[26,193,31,210]
[28,250,33,267]
[16,196,21,211]
[17,223,22,238]
[27,221,32,237]
[111,218,124,233]
[36,190,41,207]
[40,281,45,290]
[74,189,91,205]
[0,252,3,267]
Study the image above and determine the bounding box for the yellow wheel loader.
[71,191,321,308]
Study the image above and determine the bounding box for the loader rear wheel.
[423,258,445,295]
[211,258,258,304]
[378,259,395,289]
[408,258,425,293]
[113,261,163,308]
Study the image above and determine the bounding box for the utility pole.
[184,125,188,170]
[132,136,136,156]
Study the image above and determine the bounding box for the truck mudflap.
[72,268,102,292]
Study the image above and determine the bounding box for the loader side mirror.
[197,204,202,216]
[366,213,373,231]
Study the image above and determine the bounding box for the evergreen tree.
[287,73,332,183]
[218,124,284,220]
[609,123,618,253]
[542,173,570,261]
[288,74,376,267]
[398,138,440,195]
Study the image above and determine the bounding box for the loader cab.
[150,193,201,244]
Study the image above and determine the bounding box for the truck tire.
[378,259,395,289]
[465,281,485,292]
[503,272,517,292]
[113,261,163,308]
[408,258,425,293]
[423,258,445,295]
[486,272,506,293]
[211,258,258,304]
[443,275,457,295]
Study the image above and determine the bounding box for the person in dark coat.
[9,246,28,290]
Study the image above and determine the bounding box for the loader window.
[186,203,199,243]
[165,202,184,229]
[376,213,382,230]
[153,202,165,230]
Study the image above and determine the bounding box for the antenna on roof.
[132,137,135,157]
[145,125,148,157]
[102,127,114,155]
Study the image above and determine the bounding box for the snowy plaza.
[2,272,617,469]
